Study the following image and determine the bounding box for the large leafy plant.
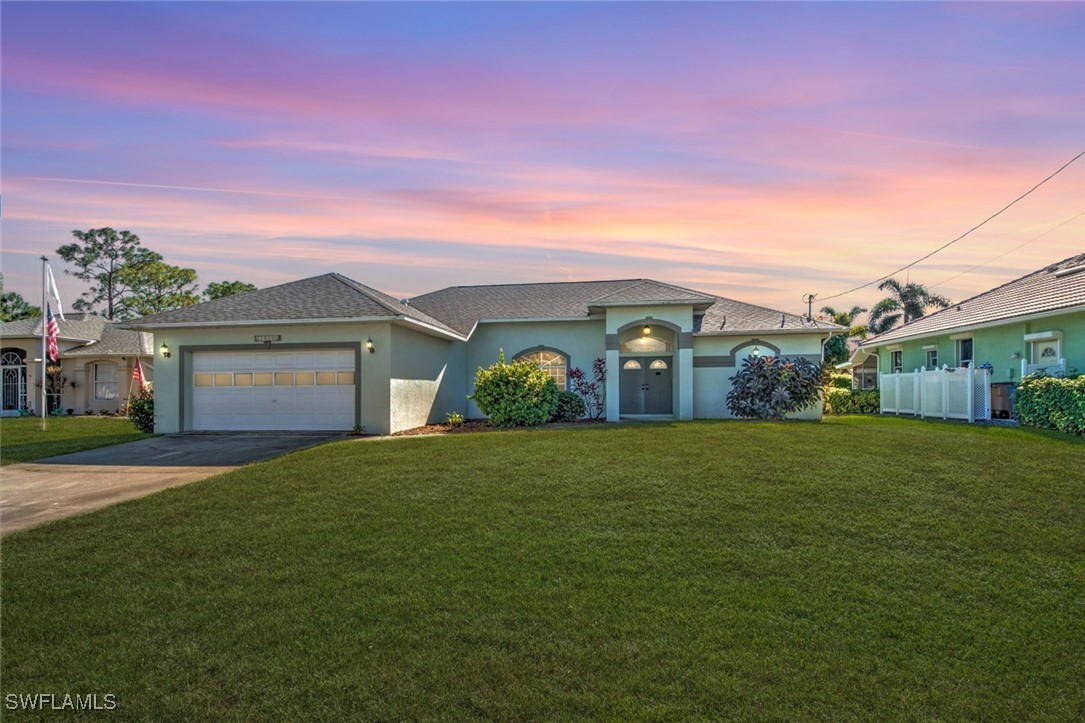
[469,350,559,427]
[726,355,824,420]
[1014,372,1085,435]
[568,357,607,420]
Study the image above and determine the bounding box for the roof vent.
[1054,263,1085,278]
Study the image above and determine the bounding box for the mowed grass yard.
[2,417,1083,720]
[0,417,149,466]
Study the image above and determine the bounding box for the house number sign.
[254,335,281,343]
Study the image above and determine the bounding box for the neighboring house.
[0,313,154,416]
[842,253,1085,417]
[124,274,840,434]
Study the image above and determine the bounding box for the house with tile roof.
[0,313,154,416]
[843,253,1085,417]
[123,274,840,434]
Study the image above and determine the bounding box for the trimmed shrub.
[128,388,154,433]
[469,350,560,427]
[726,355,824,420]
[824,387,880,415]
[551,391,586,422]
[1014,373,1085,435]
[828,373,853,389]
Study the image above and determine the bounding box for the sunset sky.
[2,1,1083,318]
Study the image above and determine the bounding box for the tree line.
[1,228,256,322]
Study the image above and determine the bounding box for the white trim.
[949,332,974,340]
[922,344,938,351]
[1023,330,1062,342]
[860,303,1085,348]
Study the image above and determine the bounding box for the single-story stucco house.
[0,313,154,416]
[840,253,1085,417]
[123,275,840,434]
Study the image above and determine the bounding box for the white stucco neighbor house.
[123,274,839,434]
[1,314,154,416]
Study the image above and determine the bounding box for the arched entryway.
[1,348,28,416]
[617,321,676,416]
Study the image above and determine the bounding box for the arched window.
[622,359,642,370]
[515,350,568,389]
[618,325,673,353]
[649,359,668,370]
[1,351,25,367]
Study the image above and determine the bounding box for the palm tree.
[867,278,950,335]
[819,304,869,337]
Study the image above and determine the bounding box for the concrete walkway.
[1,433,341,536]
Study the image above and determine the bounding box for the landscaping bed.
[392,419,603,436]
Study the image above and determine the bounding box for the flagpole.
[40,255,48,431]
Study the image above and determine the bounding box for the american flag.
[46,304,60,362]
[132,358,146,388]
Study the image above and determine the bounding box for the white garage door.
[191,350,355,431]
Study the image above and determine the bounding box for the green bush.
[551,391,586,422]
[128,388,154,433]
[828,373,853,389]
[469,350,559,428]
[1014,373,1085,435]
[444,411,465,428]
[726,355,824,420]
[824,387,880,415]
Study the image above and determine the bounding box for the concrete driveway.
[1,433,342,536]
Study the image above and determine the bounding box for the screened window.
[925,349,938,369]
[516,350,567,389]
[957,338,974,367]
[94,363,119,400]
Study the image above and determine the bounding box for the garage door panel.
[191,349,355,431]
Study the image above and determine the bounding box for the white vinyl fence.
[880,366,991,422]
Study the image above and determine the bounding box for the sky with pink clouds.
[2,1,1083,318]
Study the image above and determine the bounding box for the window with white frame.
[956,338,974,367]
[924,347,939,370]
[515,350,567,389]
[1030,338,1060,364]
[93,363,119,400]
[890,350,902,373]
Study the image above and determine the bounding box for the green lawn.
[0,416,150,465]
[2,417,1083,719]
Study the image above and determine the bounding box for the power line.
[929,210,1085,290]
[816,149,1085,302]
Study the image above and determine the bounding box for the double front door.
[619,357,672,415]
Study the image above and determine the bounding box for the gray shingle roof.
[123,274,460,336]
[0,313,106,342]
[0,313,152,357]
[587,280,717,306]
[696,297,839,335]
[861,253,1085,346]
[61,327,153,357]
[411,278,840,336]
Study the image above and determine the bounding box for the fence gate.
[880,366,991,422]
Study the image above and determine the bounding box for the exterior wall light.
[1010,351,1021,360]
[642,317,652,336]
[160,343,171,359]
[752,345,761,356]
[366,337,375,353]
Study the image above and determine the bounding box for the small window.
[891,350,903,373]
[957,338,974,367]
[1031,339,1060,364]
[649,359,668,370]
[294,371,315,386]
[253,373,273,386]
[274,372,294,386]
[515,350,567,389]
[316,371,336,385]
[235,373,253,387]
[194,373,213,388]
[213,373,234,387]
[337,371,355,385]
[93,363,119,400]
[925,349,938,369]
[619,336,671,353]
[622,360,642,370]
